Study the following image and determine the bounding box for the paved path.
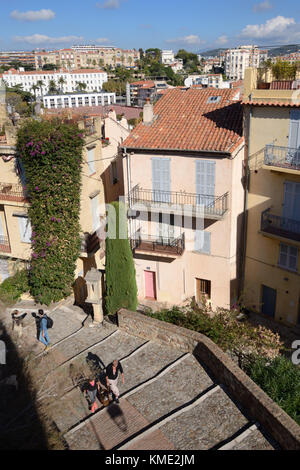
[3,303,279,450]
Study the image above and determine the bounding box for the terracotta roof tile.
[123,88,243,154]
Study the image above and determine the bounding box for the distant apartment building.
[0,68,108,97]
[225,46,268,80]
[121,88,245,310]
[126,80,170,107]
[35,46,140,70]
[0,50,36,67]
[242,67,300,327]
[185,74,228,89]
[271,52,300,64]
[161,50,175,65]
[43,91,116,109]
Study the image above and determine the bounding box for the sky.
[0,0,300,52]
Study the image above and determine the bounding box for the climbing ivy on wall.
[17,119,85,305]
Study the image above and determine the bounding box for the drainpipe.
[239,104,252,303]
[123,147,133,240]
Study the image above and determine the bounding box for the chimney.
[143,98,153,124]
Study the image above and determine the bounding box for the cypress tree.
[105,201,138,314]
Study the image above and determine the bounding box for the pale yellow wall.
[244,103,300,325]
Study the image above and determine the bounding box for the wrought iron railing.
[131,232,185,256]
[264,144,300,171]
[129,185,228,218]
[0,235,11,252]
[0,182,27,201]
[261,208,300,242]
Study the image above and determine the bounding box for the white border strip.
[218,423,259,450]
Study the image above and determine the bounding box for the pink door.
[144,271,156,300]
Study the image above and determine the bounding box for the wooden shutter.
[18,216,32,243]
[195,230,211,254]
[152,158,170,203]
[196,160,215,206]
[87,147,95,174]
[288,110,300,149]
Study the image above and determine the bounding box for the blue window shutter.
[289,110,300,149]
[195,230,211,254]
[152,158,170,202]
[196,160,215,206]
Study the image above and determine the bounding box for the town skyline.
[0,0,300,52]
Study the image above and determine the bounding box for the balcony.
[0,235,11,253]
[261,208,300,243]
[131,233,185,257]
[129,185,228,220]
[0,183,27,202]
[264,145,300,173]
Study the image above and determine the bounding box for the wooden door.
[144,271,156,300]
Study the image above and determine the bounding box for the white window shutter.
[87,148,95,174]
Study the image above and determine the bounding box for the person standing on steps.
[37,309,51,351]
[85,376,101,413]
[105,359,124,404]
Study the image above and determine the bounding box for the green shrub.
[0,269,29,304]
[243,355,300,425]
[105,201,138,314]
[146,303,283,359]
[17,119,84,305]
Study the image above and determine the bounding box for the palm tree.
[31,84,39,99]
[58,77,66,93]
[76,81,87,92]
[48,80,58,95]
[36,80,45,98]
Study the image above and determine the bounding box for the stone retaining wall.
[118,309,300,450]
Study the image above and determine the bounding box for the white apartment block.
[0,68,108,97]
[43,91,116,109]
[161,50,175,65]
[184,74,229,89]
[224,45,268,80]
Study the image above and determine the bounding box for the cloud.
[252,1,273,13]
[215,35,229,46]
[166,35,206,46]
[10,9,55,22]
[13,34,84,45]
[96,0,121,9]
[94,37,111,44]
[239,16,300,43]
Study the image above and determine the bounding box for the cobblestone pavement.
[1,302,279,450]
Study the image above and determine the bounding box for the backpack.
[45,315,54,329]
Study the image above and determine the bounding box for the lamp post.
[84,267,104,325]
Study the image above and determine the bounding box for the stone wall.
[117,308,300,450]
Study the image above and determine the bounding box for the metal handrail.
[261,208,300,239]
[131,232,185,255]
[264,144,300,171]
[130,185,228,216]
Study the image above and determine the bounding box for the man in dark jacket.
[105,359,124,404]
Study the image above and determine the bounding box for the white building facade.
[224,46,268,80]
[161,50,175,65]
[43,92,116,109]
[0,68,108,97]
[184,74,231,89]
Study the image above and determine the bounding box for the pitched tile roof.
[123,87,243,154]
[242,99,300,108]
[44,104,142,120]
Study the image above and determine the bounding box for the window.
[17,216,32,243]
[196,278,211,302]
[194,230,211,254]
[87,147,95,174]
[207,96,221,104]
[278,243,298,272]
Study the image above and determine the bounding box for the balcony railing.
[261,208,300,242]
[131,233,185,256]
[264,144,300,171]
[0,183,27,202]
[0,235,11,253]
[129,185,228,219]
